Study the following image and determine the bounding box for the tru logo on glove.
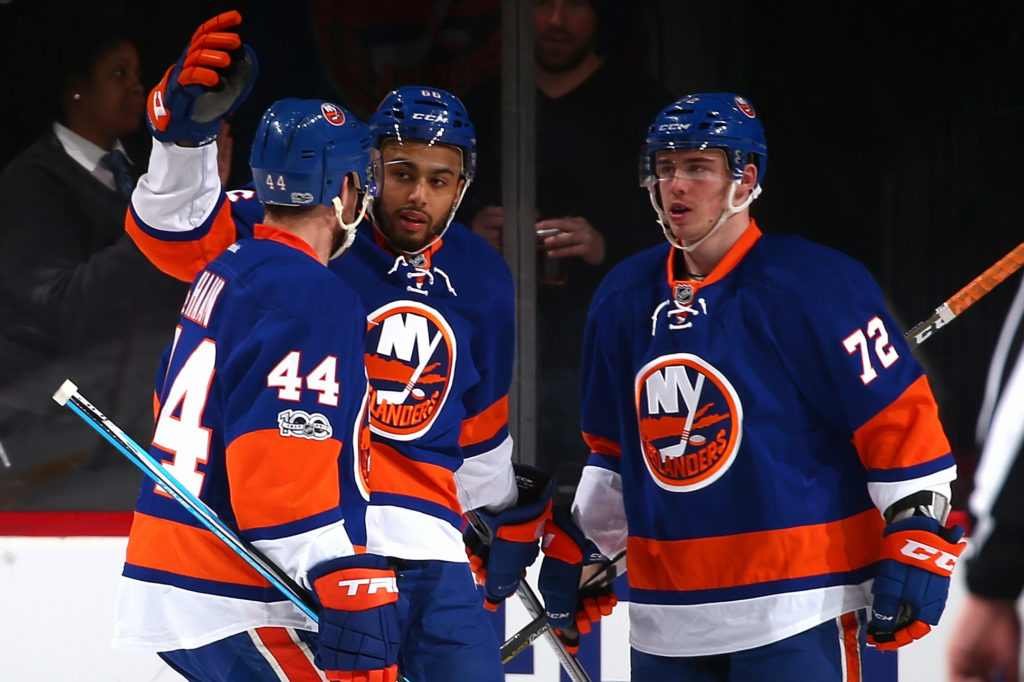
[335,576,399,597]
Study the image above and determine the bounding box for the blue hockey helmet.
[639,92,767,189]
[250,98,377,207]
[369,86,476,182]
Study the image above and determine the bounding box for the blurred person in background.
[466,0,670,488]
[949,274,1024,682]
[0,9,188,510]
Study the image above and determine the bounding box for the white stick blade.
[52,379,79,406]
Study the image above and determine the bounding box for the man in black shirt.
[467,0,671,483]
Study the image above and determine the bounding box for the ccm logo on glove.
[884,531,960,575]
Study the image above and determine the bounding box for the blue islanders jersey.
[114,225,371,651]
[127,141,518,568]
[574,221,957,656]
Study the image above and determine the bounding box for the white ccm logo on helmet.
[335,576,399,595]
[411,112,449,123]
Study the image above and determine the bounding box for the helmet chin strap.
[330,190,373,260]
[649,180,762,252]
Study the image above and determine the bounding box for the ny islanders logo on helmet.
[321,102,347,126]
[635,353,742,492]
[365,301,456,440]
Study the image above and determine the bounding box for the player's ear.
[734,162,758,203]
[740,163,758,192]
[338,174,358,225]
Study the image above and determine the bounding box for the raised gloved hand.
[538,506,617,652]
[147,10,257,146]
[867,516,966,650]
[308,554,401,682]
[464,463,553,610]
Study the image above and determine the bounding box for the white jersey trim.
[627,581,873,657]
[133,141,221,234]
[454,434,516,513]
[253,519,354,591]
[112,578,314,651]
[364,505,469,562]
[573,465,628,559]
[867,471,955,517]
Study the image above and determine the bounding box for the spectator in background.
[0,11,188,510]
[949,274,1024,682]
[466,0,671,485]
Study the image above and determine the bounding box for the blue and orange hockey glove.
[538,507,617,652]
[147,10,257,146]
[464,464,553,609]
[867,516,966,650]
[308,554,401,682]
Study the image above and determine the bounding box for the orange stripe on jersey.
[582,432,621,458]
[226,430,342,532]
[369,442,461,514]
[628,509,885,592]
[252,628,324,681]
[852,375,951,472]
[840,611,862,682]
[126,511,268,586]
[459,396,508,447]
[125,201,238,282]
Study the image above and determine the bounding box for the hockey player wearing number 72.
[121,10,538,682]
[536,92,966,680]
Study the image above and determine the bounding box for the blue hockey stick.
[55,380,416,681]
[52,379,320,618]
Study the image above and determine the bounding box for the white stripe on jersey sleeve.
[252,519,354,591]
[133,141,222,233]
[454,434,516,513]
[573,465,628,559]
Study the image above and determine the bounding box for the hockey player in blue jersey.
[115,86,403,680]
[123,11,548,681]
[537,92,967,680]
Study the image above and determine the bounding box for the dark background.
[2,0,1021,508]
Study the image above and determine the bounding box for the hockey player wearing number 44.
[535,92,967,681]
[116,91,403,680]
[123,10,542,682]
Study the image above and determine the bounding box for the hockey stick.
[54,380,419,681]
[905,241,1024,347]
[52,380,320,621]
[500,549,626,664]
[464,509,593,682]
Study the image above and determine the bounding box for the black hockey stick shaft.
[906,241,1024,346]
[501,550,626,664]
[464,509,593,682]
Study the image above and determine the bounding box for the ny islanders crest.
[635,353,743,491]
[365,300,455,440]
